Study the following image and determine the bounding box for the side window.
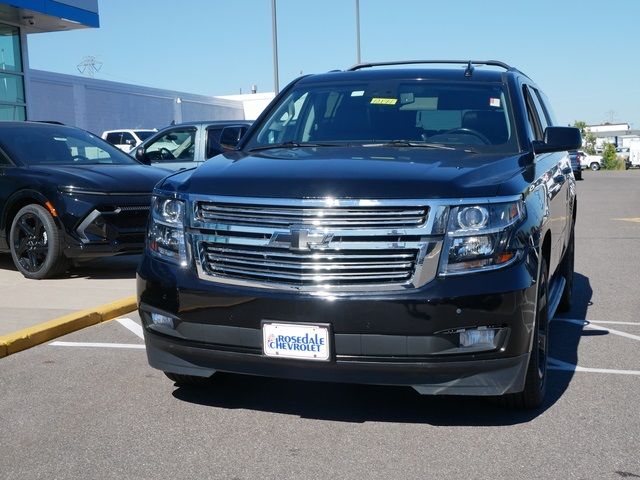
[120,132,136,146]
[523,86,543,141]
[145,128,197,163]
[105,132,122,145]
[529,88,549,133]
[535,89,557,126]
[206,128,223,158]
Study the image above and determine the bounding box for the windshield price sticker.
[263,322,330,361]
[370,97,398,105]
[489,97,501,107]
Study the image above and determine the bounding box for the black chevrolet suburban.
[137,60,580,409]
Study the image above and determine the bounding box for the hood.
[163,146,530,199]
[30,164,170,193]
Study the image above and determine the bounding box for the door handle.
[553,173,566,184]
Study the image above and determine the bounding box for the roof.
[299,66,514,85]
[168,120,253,128]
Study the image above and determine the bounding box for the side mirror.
[219,126,249,150]
[135,147,151,165]
[533,127,582,154]
[125,138,136,146]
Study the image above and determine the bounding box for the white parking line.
[50,341,145,349]
[549,357,640,376]
[554,318,640,342]
[578,320,640,326]
[116,317,144,339]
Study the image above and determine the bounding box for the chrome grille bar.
[196,202,427,229]
[189,196,448,292]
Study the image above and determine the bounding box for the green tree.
[573,121,597,154]
[601,143,622,170]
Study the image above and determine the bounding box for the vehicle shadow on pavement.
[0,253,140,280]
[171,273,594,426]
[65,255,141,280]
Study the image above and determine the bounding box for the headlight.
[147,195,188,266]
[439,200,524,275]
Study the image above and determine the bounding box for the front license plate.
[262,322,330,361]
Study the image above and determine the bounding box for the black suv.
[137,60,580,409]
[0,122,169,279]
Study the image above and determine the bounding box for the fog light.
[460,328,496,347]
[150,312,174,328]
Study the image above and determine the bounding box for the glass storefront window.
[0,104,26,121]
[0,22,26,120]
[0,73,25,103]
[0,24,22,73]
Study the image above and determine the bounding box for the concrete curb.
[0,295,137,358]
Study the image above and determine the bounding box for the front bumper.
[137,249,539,396]
[59,194,150,258]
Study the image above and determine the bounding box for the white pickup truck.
[629,144,640,168]
[102,129,157,153]
[579,151,603,171]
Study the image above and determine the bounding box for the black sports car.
[0,122,170,279]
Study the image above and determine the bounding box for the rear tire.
[9,204,69,279]
[164,371,213,386]
[590,162,600,171]
[499,258,549,409]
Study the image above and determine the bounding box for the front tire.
[590,162,600,171]
[9,204,69,279]
[500,258,549,409]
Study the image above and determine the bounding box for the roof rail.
[347,60,526,76]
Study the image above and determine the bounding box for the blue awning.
[1,0,99,30]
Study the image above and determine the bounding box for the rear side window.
[206,128,223,158]
[105,132,122,145]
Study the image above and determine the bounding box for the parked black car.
[0,122,169,279]
[568,150,584,180]
[137,60,580,409]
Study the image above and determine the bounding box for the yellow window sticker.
[370,98,398,105]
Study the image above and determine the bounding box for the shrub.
[602,143,625,170]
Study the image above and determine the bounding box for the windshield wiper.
[361,140,454,149]
[248,141,342,152]
[361,140,478,153]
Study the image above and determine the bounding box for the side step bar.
[547,276,566,320]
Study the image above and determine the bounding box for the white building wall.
[216,92,275,120]
[28,69,245,135]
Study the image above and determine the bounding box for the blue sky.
[28,0,640,127]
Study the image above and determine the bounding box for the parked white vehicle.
[102,129,157,153]
[579,151,603,171]
[629,144,640,168]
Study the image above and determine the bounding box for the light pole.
[355,0,361,64]
[271,0,280,94]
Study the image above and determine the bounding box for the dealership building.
[0,1,259,134]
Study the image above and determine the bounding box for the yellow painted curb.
[0,295,137,358]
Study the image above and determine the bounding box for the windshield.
[135,130,155,141]
[246,80,518,153]
[0,126,140,166]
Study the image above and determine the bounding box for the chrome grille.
[202,244,418,285]
[190,196,446,292]
[196,201,428,229]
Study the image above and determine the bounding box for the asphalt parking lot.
[1,170,639,480]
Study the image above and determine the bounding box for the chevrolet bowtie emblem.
[269,229,333,250]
